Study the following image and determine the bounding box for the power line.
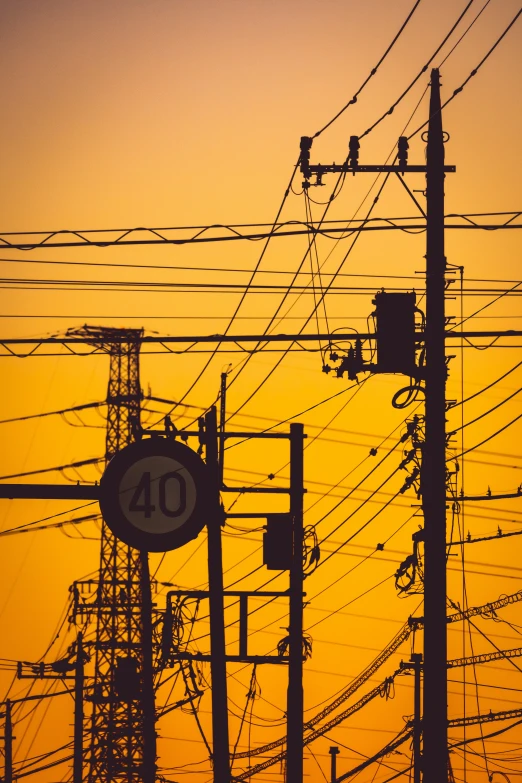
[0,457,101,482]
[224,175,394,423]
[0,512,100,538]
[407,7,522,139]
[450,358,522,407]
[359,0,477,140]
[0,401,103,425]
[449,386,522,434]
[0,215,519,252]
[438,0,493,67]
[146,162,301,427]
[452,411,522,460]
[312,0,423,137]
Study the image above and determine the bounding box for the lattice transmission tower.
[69,326,156,783]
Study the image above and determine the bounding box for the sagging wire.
[145,159,302,429]
[304,189,330,368]
[231,666,261,764]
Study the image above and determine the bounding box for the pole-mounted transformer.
[263,514,293,570]
[373,291,417,375]
[324,290,420,380]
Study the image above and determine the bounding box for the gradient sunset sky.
[1,1,521,781]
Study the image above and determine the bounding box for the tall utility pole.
[401,653,423,783]
[205,407,231,783]
[74,633,85,783]
[69,327,156,783]
[4,699,12,783]
[413,654,422,783]
[287,423,305,783]
[329,746,339,783]
[298,68,454,783]
[422,68,448,782]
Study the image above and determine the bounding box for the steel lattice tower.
[69,326,156,783]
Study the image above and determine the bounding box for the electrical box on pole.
[263,514,293,570]
[373,291,417,374]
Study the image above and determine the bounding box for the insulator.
[300,136,313,179]
[398,136,409,168]
[348,135,360,167]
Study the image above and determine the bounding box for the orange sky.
[0,1,522,781]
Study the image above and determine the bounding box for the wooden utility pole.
[287,423,305,783]
[205,407,231,783]
[4,699,12,783]
[329,746,340,782]
[74,634,85,783]
[412,654,422,783]
[422,67,448,782]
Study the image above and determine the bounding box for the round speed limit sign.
[99,438,209,552]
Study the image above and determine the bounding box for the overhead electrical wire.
[218,48,461,423]
[229,462,522,764]
[450,357,522,407]
[452,281,522,330]
[312,0,423,137]
[0,211,519,254]
[3,10,521,771]
[452,411,522,461]
[206,14,522,439]
[438,0,493,67]
[146,161,301,427]
[16,279,514,296]
[223,175,393,424]
[407,7,522,140]
[0,401,103,425]
[0,457,101,482]
[234,590,522,771]
[449,386,522,434]
[358,0,477,140]
[193,63,439,425]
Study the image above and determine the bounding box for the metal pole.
[422,67,448,783]
[205,407,231,783]
[140,552,157,783]
[239,594,248,660]
[74,634,85,783]
[329,746,339,782]
[412,653,423,783]
[287,423,304,783]
[4,699,12,783]
[219,372,227,486]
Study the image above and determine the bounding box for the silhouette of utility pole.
[73,633,85,783]
[4,700,12,783]
[300,67,452,782]
[287,423,305,783]
[421,69,448,783]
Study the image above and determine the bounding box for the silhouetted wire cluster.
[2,1,522,775]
